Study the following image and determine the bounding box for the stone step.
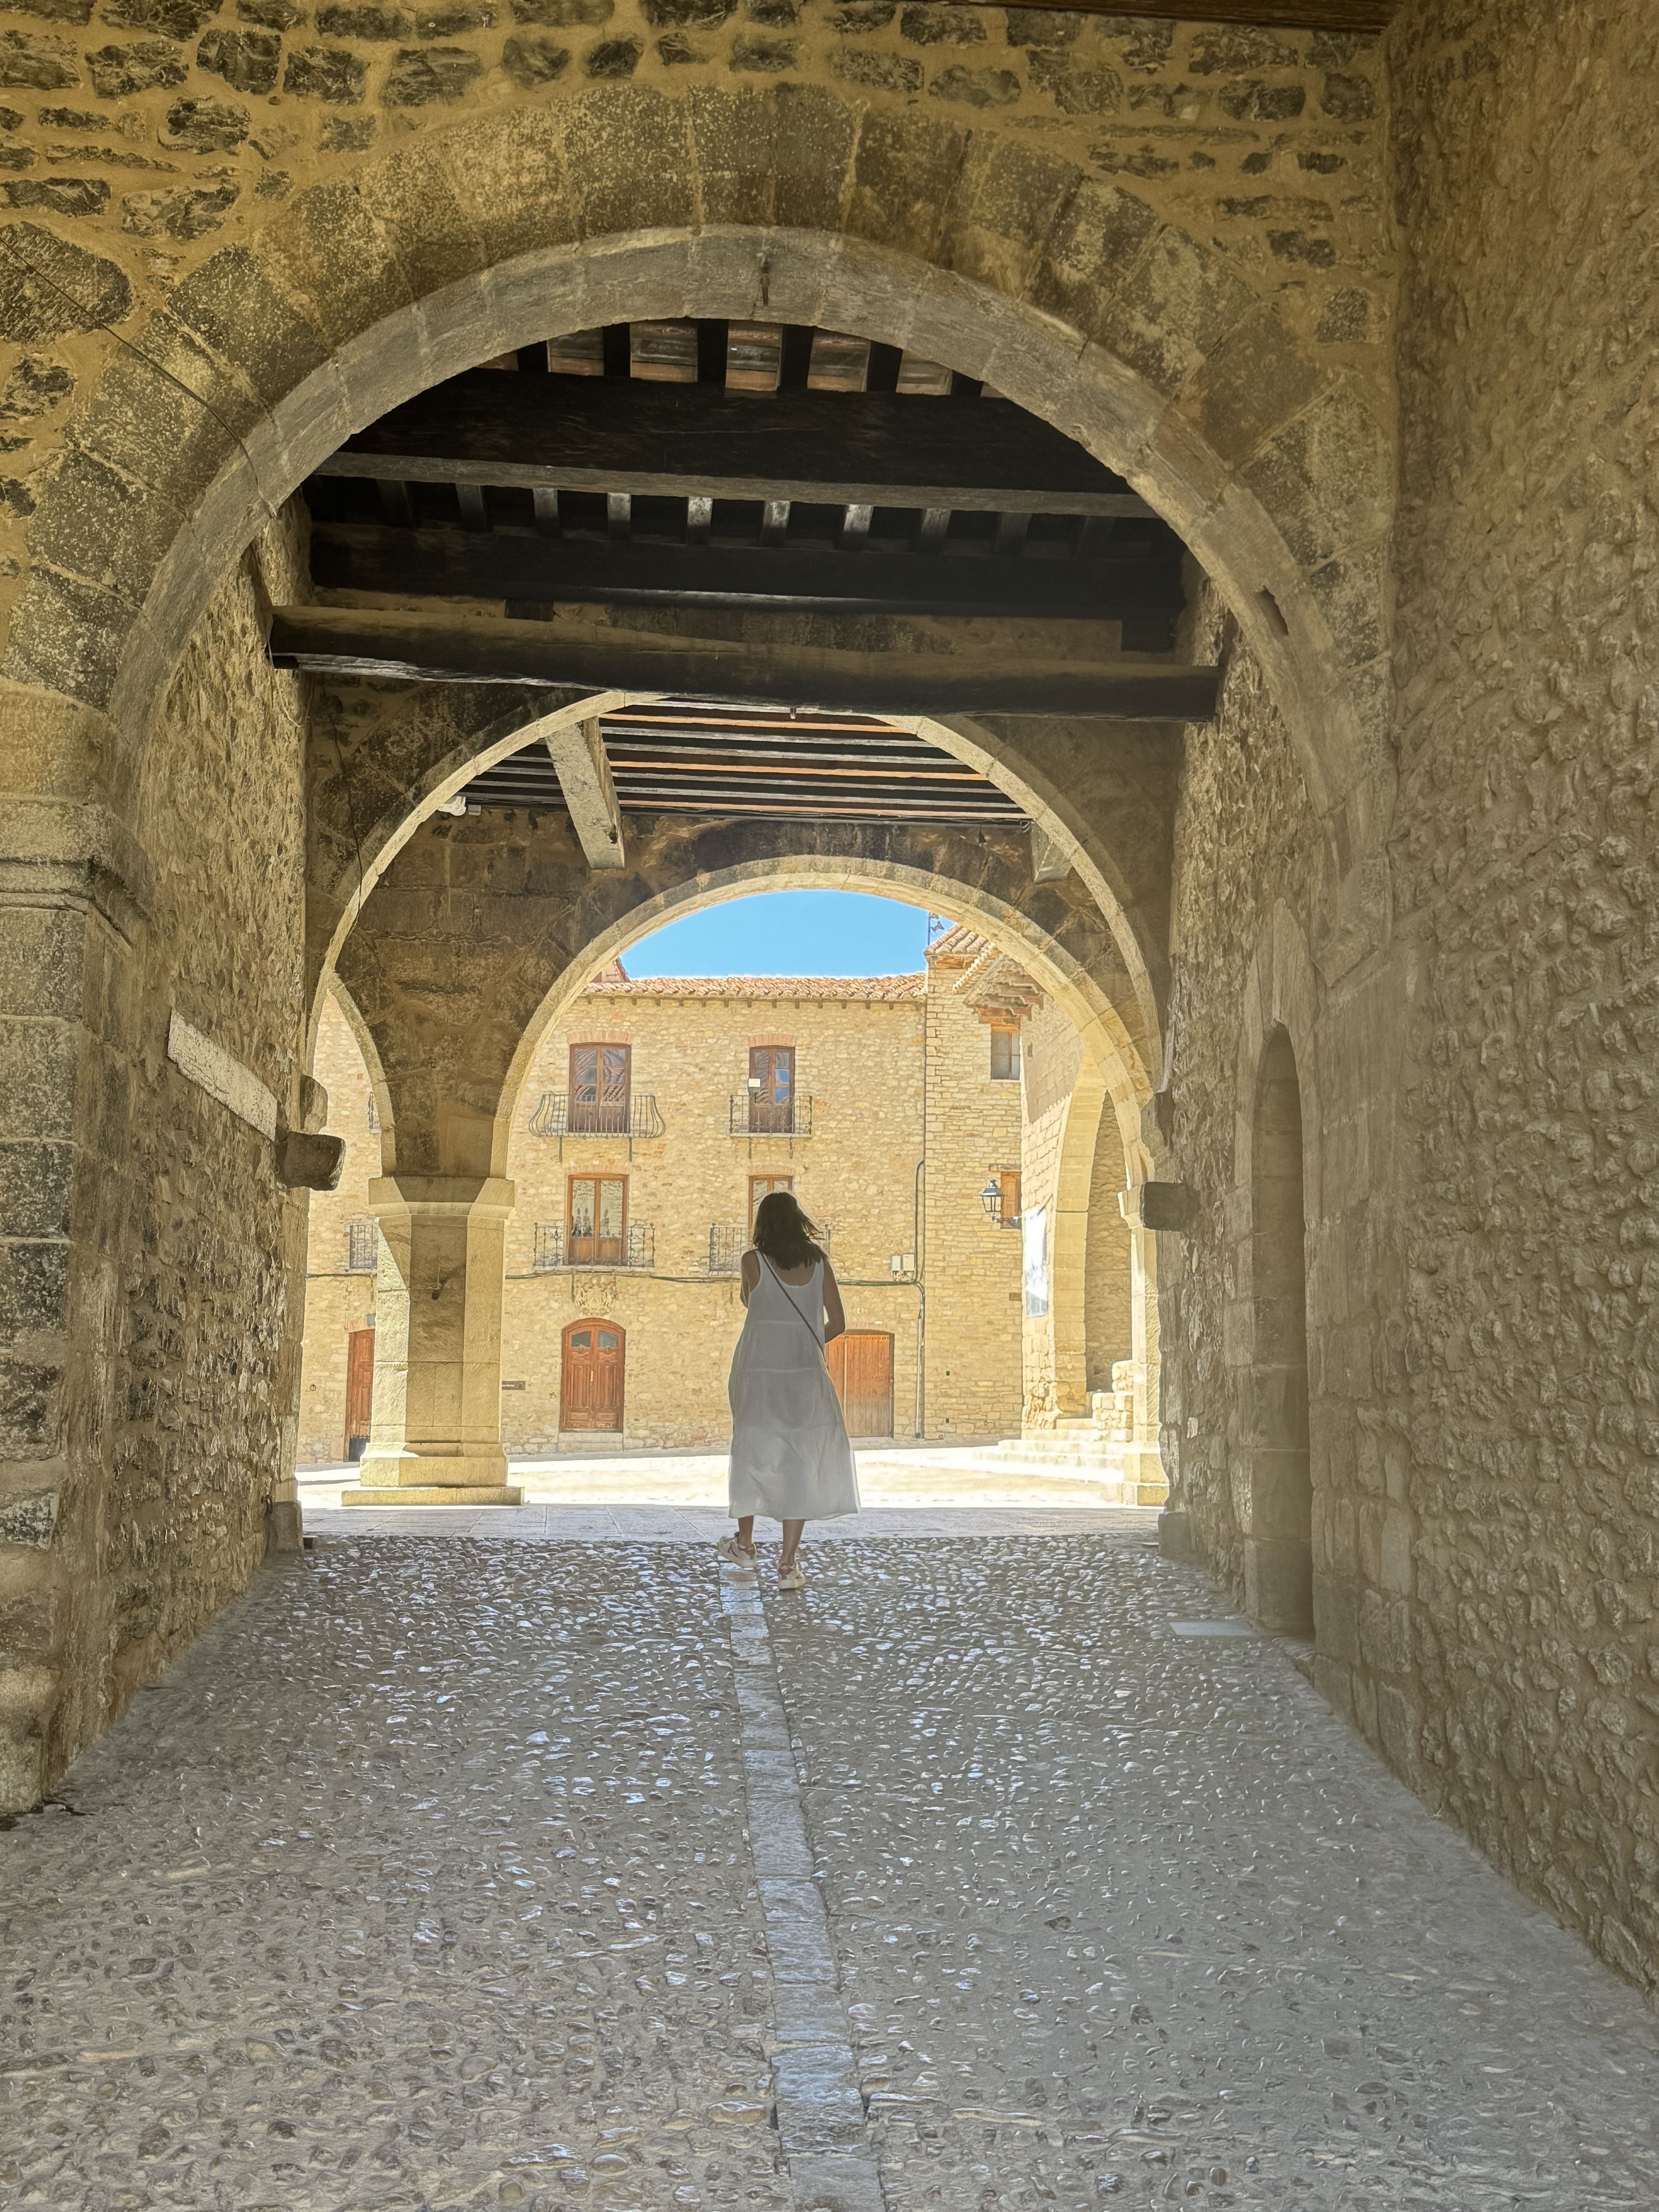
[968,1435,1168,1508]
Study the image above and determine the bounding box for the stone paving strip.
[3,1528,1657,2212]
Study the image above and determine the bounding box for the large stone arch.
[304,684,1177,1079]
[5,93,1391,889]
[331,807,1156,1497]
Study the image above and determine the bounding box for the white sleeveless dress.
[728,1257,860,1522]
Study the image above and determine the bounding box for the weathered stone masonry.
[5,0,1659,2006]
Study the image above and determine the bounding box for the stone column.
[343,1174,521,1506]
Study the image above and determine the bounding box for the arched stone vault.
[304,680,1179,1082]
[3,85,1393,929]
[333,805,1152,1176]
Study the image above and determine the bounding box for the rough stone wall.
[0,510,317,1803]
[1161,591,1325,1592]
[104,518,310,1703]
[919,958,1022,1440]
[1386,0,1659,1993]
[296,989,378,1462]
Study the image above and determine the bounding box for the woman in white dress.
[718,1192,859,1589]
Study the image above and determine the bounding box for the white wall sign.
[1023,1204,1049,1317]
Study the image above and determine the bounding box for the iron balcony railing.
[530,1091,666,1140]
[708,1221,831,1275]
[730,1094,812,1137]
[534,1221,655,1272]
[345,1216,379,1274]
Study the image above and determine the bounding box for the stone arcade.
[2,0,1658,2100]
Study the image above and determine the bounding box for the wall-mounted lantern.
[979,1177,1003,1221]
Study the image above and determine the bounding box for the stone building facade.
[298,928,1059,1456]
[6,0,1659,2007]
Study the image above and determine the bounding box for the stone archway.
[6,187,1387,880]
[303,685,1178,1087]
[334,813,1154,1499]
[0,74,1391,1800]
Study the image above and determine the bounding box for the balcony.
[345,1216,379,1274]
[529,1090,665,1158]
[531,1091,665,1140]
[708,1221,831,1275]
[533,1221,655,1273]
[729,1094,813,1138]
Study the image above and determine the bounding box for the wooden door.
[749,1046,794,1133]
[562,1319,625,1432]
[570,1042,630,1134]
[568,1174,627,1267]
[826,1331,893,1437]
[344,1326,375,1461]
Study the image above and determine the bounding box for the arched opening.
[1244,1025,1314,1637]
[300,862,1161,1502]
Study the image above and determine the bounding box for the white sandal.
[717,1537,757,1570]
[776,1564,807,1591]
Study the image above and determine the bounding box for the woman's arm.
[821,1259,846,1343]
[739,1247,761,1307]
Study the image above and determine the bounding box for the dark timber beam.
[308,523,1182,623]
[313,372,1155,519]
[267,608,1219,721]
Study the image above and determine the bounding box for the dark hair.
[752,1191,825,1271]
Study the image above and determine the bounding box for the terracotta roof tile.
[583,972,926,1000]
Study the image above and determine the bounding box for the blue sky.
[624,890,933,978]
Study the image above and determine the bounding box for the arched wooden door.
[826,1331,894,1438]
[561,1319,625,1433]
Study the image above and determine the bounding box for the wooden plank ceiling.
[461,702,1027,827]
[299,316,1206,830]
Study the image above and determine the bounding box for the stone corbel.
[275,1130,346,1190]
[1121,1181,1197,1233]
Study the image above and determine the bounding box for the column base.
[340,1484,524,1507]
[1121,1443,1170,1507]
[351,1446,521,1506]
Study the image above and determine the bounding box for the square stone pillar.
[343,1174,522,1506]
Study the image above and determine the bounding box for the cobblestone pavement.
[3,1528,1656,2211]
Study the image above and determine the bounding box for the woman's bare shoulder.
[740,1245,761,1276]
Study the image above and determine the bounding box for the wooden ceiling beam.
[268,606,1218,721]
[309,521,1180,623]
[312,370,1150,519]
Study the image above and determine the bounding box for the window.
[748,1046,794,1133]
[568,1173,626,1265]
[570,1043,631,1134]
[999,1170,1022,1226]
[750,1173,793,1230]
[990,1026,1018,1080]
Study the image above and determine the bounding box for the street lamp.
[980,1178,1002,1221]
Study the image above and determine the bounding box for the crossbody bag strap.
[762,1255,828,1361]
